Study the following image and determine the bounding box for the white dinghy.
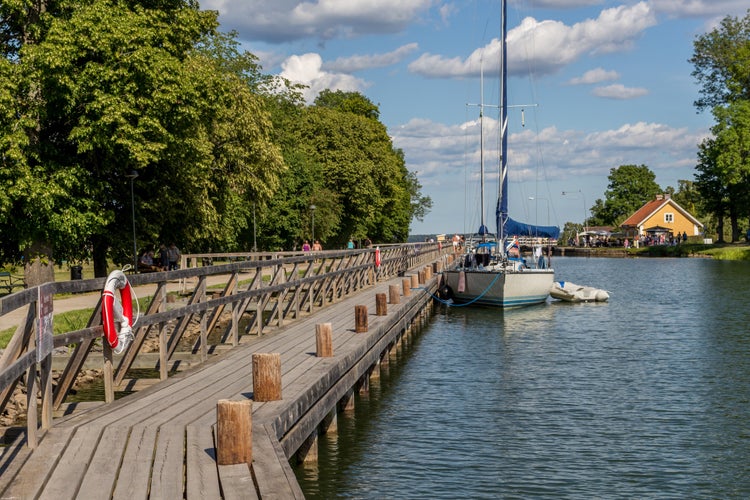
[550,281,609,303]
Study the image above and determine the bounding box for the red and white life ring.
[102,270,135,355]
[375,246,381,268]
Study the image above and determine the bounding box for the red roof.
[621,199,664,227]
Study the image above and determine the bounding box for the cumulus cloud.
[323,43,419,73]
[591,84,649,99]
[391,117,705,186]
[201,0,433,43]
[568,68,620,85]
[280,53,369,103]
[409,2,657,78]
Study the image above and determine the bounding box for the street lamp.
[528,196,549,226]
[125,170,138,272]
[309,204,316,243]
[562,190,588,232]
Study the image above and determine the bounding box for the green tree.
[0,0,285,278]
[588,164,662,226]
[696,101,750,242]
[690,9,750,112]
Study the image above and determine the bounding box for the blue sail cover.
[504,217,560,239]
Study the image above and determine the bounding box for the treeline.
[0,1,431,282]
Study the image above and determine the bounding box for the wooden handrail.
[0,242,449,447]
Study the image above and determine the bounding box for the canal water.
[295,257,750,498]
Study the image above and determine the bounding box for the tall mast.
[479,61,485,240]
[496,0,508,242]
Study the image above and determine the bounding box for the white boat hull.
[443,268,554,308]
[550,281,609,302]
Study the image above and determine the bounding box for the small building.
[620,194,703,243]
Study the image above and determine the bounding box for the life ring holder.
[102,269,138,355]
[375,246,382,268]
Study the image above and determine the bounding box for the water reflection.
[296,258,750,498]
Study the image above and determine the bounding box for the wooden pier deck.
[0,259,440,498]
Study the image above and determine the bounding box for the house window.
[664,213,674,223]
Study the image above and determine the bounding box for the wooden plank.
[149,425,185,499]
[37,425,105,500]
[72,426,129,500]
[111,427,156,500]
[218,463,257,500]
[251,424,304,499]
[0,428,75,499]
[185,411,222,500]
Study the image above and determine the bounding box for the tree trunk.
[23,240,54,287]
[92,237,109,278]
[716,211,725,243]
[729,203,740,243]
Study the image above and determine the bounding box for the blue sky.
[200,0,748,236]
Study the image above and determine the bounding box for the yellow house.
[621,194,703,241]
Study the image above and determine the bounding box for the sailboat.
[442,0,560,308]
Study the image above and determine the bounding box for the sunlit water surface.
[295,257,750,499]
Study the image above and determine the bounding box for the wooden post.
[389,284,400,304]
[425,265,432,280]
[252,353,282,401]
[411,273,420,288]
[402,278,411,297]
[216,399,253,465]
[375,293,387,316]
[355,305,368,333]
[316,323,333,357]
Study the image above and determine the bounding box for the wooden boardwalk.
[0,265,439,498]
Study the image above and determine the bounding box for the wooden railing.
[0,242,446,448]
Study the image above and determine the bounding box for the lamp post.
[125,170,139,272]
[562,190,588,232]
[309,204,316,243]
[528,196,549,226]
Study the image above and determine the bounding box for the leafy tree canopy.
[588,164,662,226]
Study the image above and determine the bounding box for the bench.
[0,271,26,295]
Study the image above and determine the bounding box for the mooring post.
[216,399,253,465]
[375,293,387,316]
[402,278,411,297]
[389,284,400,304]
[316,323,333,357]
[355,305,368,333]
[252,353,282,401]
[412,273,420,288]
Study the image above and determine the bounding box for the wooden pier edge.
[0,257,443,500]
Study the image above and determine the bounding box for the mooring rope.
[415,270,503,307]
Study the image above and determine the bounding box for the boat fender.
[102,270,135,355]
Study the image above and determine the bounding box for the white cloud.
[280,53,369,103]
[323,43,419,73]
[568,68,620,85]
[592,84,649,99]
[201,0,433,43]
[391,117,705,186]
[409,2,657,78]
[650,0,750,19]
